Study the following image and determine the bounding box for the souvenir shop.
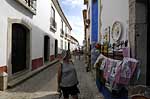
[94,40,139,98]
[93,39,150,99]
[88,0,150,98]
[92,21,147,98]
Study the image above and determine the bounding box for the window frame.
[65,41,67,50]
[61,20,63,30]
[51,6,55,20]
[50,6,57,31]
[61,40,63,49]
[65,25,67,33]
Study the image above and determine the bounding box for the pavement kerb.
[8,59,60,88]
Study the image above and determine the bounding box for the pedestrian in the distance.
[57,50,80,99]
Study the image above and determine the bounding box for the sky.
[58,0,85,46]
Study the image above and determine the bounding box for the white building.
[0,0,72,90]
[70,35,79,52]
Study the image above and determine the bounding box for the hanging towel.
[115,57,138,85]
[108,60,122,88]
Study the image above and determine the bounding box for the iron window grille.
[50,17,57,31]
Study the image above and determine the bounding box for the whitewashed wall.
[31,25,44,59]
[50,1,71,54]
[33,0,54,57]
[0,0,33,66]
[33,0,51,35]
[0,0,71,67]
[101,0,129,44]
[0,16,7,67]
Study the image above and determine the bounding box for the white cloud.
[59,0,85,45]
[61,0,83,8]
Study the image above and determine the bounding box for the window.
[50,6,57,31]
[51,7,55,19]
[65,25,67,33]
[60,20,64,35]
[61,40,63,49]
[65,42,67,50]
[61,20,63,30]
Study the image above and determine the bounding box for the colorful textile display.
[104,59,116,81]
[95,54,138,86]
[108,60,122,89]
[94,54,138,98]
[115,57,138,85]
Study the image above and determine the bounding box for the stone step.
[8,59,59,88]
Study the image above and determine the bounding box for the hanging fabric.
[115,57,138,85]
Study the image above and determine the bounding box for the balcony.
[50,17,57,32]
[60,29,64,37]
[15,0,36,15]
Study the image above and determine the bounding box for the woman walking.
[57,50,80,99]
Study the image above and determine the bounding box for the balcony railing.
[16,0,36,14]
[50,17,57,32]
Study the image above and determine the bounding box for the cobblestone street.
[0,56,103,99]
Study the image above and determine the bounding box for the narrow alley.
[0,56,103,99]
[0,0,149,99]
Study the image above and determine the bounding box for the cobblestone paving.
[0,56,103,99]
[75,57,103,99]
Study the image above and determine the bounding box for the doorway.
[12,23,28,74]
[44,35,50,62]
[68,42,70,51]
[146,0,150,86]
[55,39,58,58]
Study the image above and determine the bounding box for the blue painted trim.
[91,0,98,42]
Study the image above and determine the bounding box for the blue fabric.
[96,79,128,99]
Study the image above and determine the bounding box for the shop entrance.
[44,35,50,62]
[12,23,28,74]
